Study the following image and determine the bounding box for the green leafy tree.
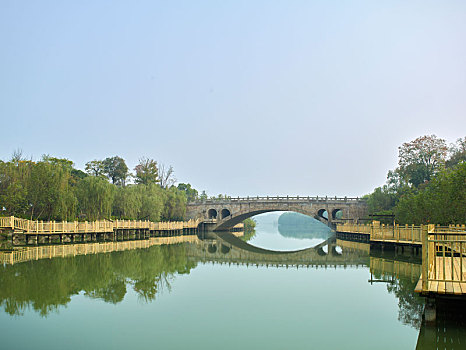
[76,176,115,220]
[102,156,130,186]
[395,163,466,224]
[112,185,142,219]
[134,157,159,185]
[177,183,198,202]
[446,137,466,168]
[27,160,77,220]
[161,187,186,221]
[398,135,448,187]
[85,160,106,177]
[199,190,208,200]
[365,186,397,215]
[137,184,164,221]
[0,160,32,217]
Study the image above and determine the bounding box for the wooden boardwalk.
[0,215,208,246]
[337,222,466,299]
[0,216,201,234]
[415,257,466,295]
[415,227,466,296]
[337,222,465,246]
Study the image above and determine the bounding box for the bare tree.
[158,163,176,189]
[11,149,25,164]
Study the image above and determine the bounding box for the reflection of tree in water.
[0,244,196,317]
[387,279,424,329]
[372,269,424,329]
[277,212,332,240]
[240,229,256,242]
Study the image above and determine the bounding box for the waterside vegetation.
[365,135,465,224]
[0,153,197,222]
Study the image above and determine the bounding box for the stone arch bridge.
[186,196,367,231]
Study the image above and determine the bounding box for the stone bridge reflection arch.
[186,232,370,267]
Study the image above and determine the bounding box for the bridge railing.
[189,196,365,205]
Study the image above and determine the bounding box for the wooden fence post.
[422,226,429,292]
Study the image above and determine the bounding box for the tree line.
[0,153,200,222]
[365,135,465,224]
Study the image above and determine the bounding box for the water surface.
[1,213,462,349]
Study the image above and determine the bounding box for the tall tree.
[112,185,142,219]
[85,160,105,177]
[446,137,466,168]
[177,183,198,202]
[102,156,130,186]
[27,160,76,220]
[161,187,186,221]
[158,163,176,189]
[398,135,448,187]
[76,176,115,220]
[134,157,159,185]
[395,163,466,225]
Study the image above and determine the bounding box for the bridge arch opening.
[207,244,217,253]
[332,245,343,256]
[208,209,217,219]
[220,244,230,254]
[317,246,328,256]
[221,209,231,219]
[317,209,328,221]
[331,209,343,220]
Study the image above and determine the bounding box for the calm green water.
[0,213,464,349]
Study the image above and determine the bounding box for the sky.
[1,0,465,197]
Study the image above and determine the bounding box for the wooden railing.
[420,225,466,294]
[337,222,466,245]
[189,196,365,205]
[0,216,201,235]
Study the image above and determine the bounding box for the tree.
[27,160,77,220]
[395,163,466,224]
[102,156,130,186]
[137,184,164,221]
[446,137,466,168]
[42,156,74,171]
[158,163,176,189]
[0,159,32,217]
[76,176,115,220]
[199,190,208,200]
[398,135,448,187]
[134,157,159,185]
[161,187,186,221]
[365,186,397,215]
[177,183,198,202]
[112,185,142,219]
[85,160,105,177]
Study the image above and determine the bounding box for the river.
[0,213,464,349]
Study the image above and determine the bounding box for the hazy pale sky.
[1,1,465,197]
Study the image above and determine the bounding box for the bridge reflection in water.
[187,232,370,268]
